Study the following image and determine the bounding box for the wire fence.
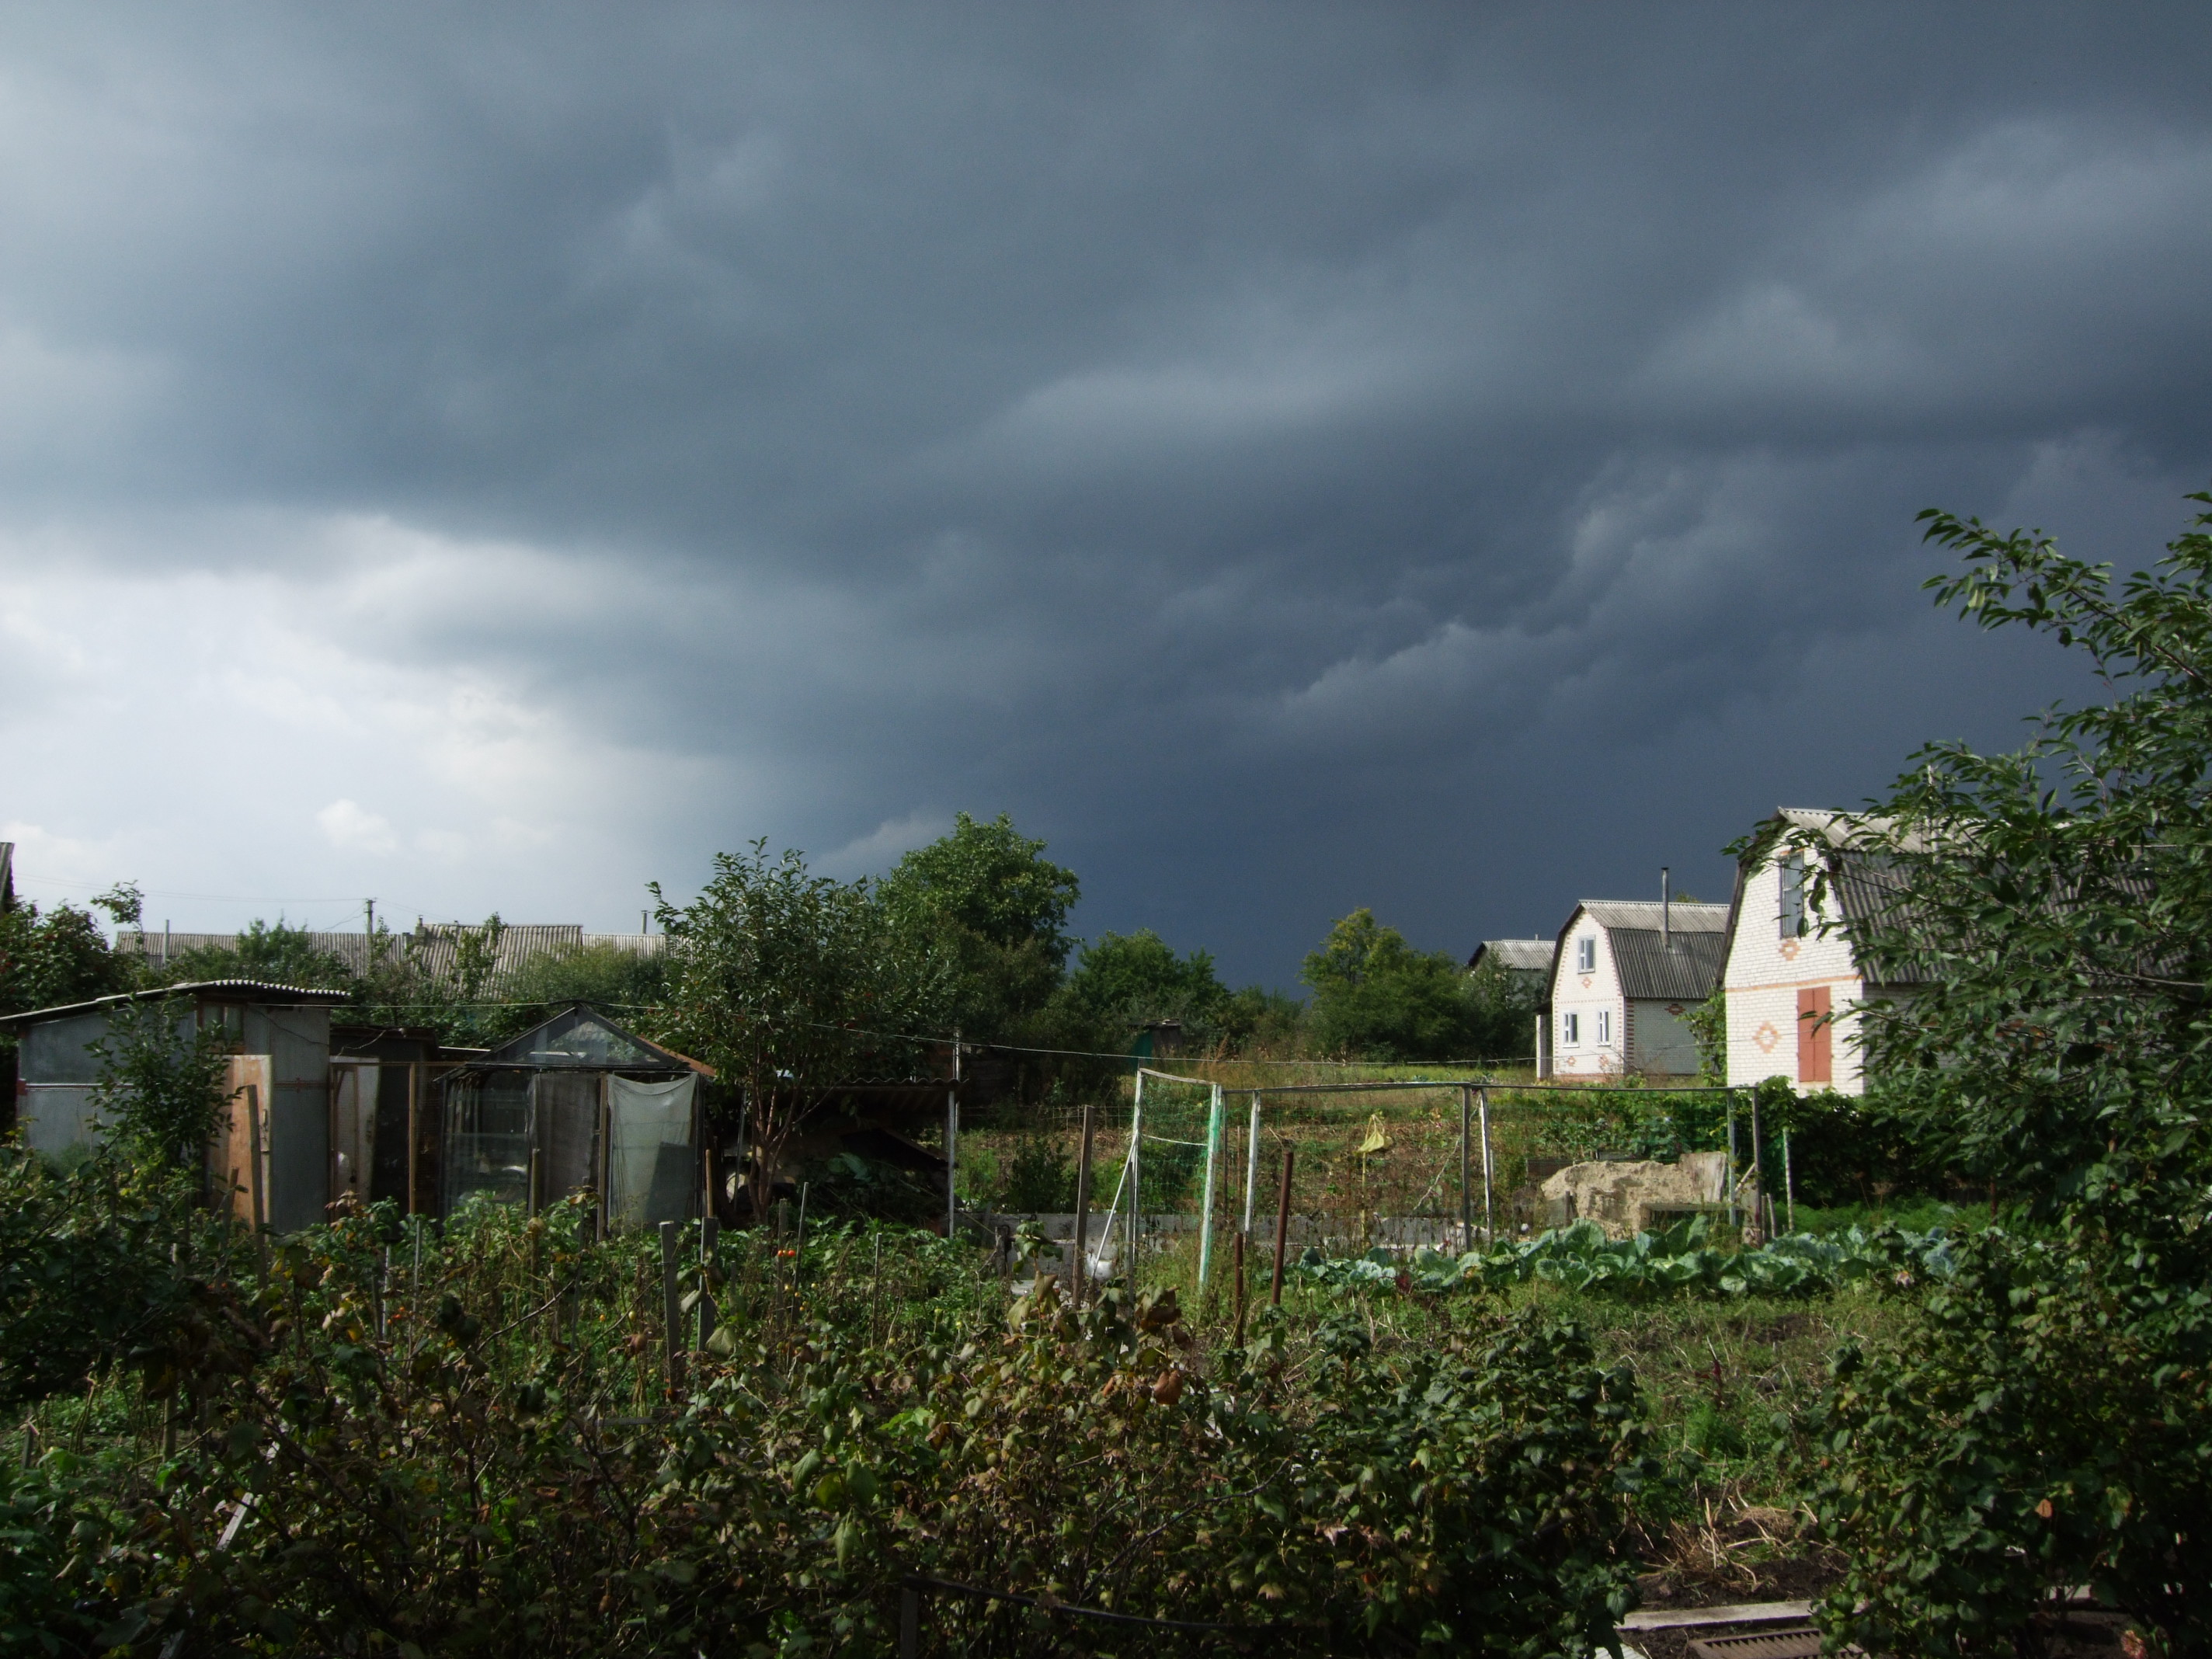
[953,1070,1769,1296]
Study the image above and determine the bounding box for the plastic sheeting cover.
[608,1074,696,1230]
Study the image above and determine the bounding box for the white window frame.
[1597,1008,1612,1045]
[1779,854,1807,939]
[1575,936,1595,973]
[1562,1011,1581,1045]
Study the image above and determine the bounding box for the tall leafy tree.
[1792,491,2212,1654]
[0,886,141,1023]
[652,843,945,1220]
[1055,928,1229,1032]
[877,812,1079,1038]
[1300,909,1478,1062]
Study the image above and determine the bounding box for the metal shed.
[1,980,351,1233]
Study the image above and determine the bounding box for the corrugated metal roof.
[0,979,354,1029]
[1605,927,1729,1000]
[1580,900,1730,934]
[1469,938,1554,973]
[118,925,664,994]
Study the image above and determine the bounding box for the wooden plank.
[1620,1601,1814,1631]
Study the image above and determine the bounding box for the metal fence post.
[1196,1084,1224,1292]
[1127,1070,1145,1289]
[1242,1090,1262,1236]
[1072,1104,1094,1304]
[1479,1087,1495,1246]
[1458,1085,1471,1251]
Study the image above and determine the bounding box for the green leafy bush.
[0,1144,248,1413]
[1809,1222,2212,1654]
[9,1203,1651,1657]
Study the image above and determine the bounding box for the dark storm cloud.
[3,4,2209,976]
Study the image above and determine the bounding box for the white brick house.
[1719,808,1915,1094]
[1542,899,1728,1080]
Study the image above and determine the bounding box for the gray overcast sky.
[4,4,2209,984]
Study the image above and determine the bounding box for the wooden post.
[697,1216,719,1351]
[1233,1229,1247,1345]
[1479,1089,1495,1247]
[899,1585,920,1659]
[703,1144,718,1226]
[243,1084,268,1273]
[1726,1097,1739,1231]
[659,1220,681,1394]
[1269,1147,1294,1308]
[1748,1091,1765,1243]
[1071,1104,1094,1305]
[1458,1086,1471,1252]
[527,1148,542,1219]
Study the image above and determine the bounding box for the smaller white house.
[1719,808,1917,1095]
[1543,900,1729,1079]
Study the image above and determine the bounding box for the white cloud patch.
[316,798,398,856]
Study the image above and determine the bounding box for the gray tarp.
[608,1074,696,1230]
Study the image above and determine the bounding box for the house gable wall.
[1550,911,1625,1077]
[1724,854,1869,1094]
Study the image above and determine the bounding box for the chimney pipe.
[1661,866,1671,948]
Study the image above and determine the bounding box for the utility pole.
[365,899,377,972]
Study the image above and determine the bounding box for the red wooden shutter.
[1797,986,1832,1085]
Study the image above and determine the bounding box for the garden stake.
[870,1232,883,1345]
[1749,1090,1765,1242]
[698,1216,720,1351]
[1072,1104,1094,1305]
[1232,1230,1247,1345]
[1458,1085,1471,1251]
[1242,1091,1261,1236]
[1270,1147,1294,1308]
[1479,1089,1496,1246]
[659,1220,682,1394]
[1782,1129,1796,1233]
